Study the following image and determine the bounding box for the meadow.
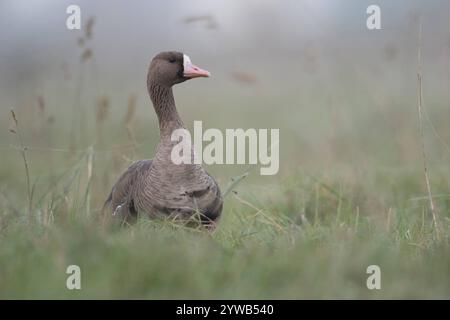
[1,1,449,299]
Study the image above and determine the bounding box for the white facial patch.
[183,54,192,71]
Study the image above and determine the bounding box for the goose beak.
[184,64,211,78]
[183,54,211,78]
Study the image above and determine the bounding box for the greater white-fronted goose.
[104,51,223,228]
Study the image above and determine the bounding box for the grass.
[1,78,449,299]
[0,11,449,300]
[1,76,450,299]
[0,145,449,299]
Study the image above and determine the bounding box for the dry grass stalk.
[85,17,95,39]
[354,206,360,232]
[37,95,45,115]
[81,48,92,62]
[416,18,441,239]
[232,192,285,233]
[182,14,218,29]
[66,15,98,153]
[36,95,46,134]
[85,147,94,217]
[9,109,33,220]
[77,37,85,48]
[95,95,109,147]
[230,71,258,84]
[96,95,110,123]
[61,61,72,81]
[124,94,137,126]
[386,207,392,232]
[124,94,138,152]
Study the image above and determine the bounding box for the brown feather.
[105,52,223,227]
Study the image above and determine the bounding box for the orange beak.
[183,54,211,78]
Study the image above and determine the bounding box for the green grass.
[1,26,450,298]
[0,148,449,298]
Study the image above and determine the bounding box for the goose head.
[148,51,210,87]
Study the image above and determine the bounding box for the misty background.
[1,1,450,300]
[1,0,450,180]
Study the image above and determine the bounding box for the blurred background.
[1,0,450,205]
[0,0,450,299]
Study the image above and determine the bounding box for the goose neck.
[148,81,184,137]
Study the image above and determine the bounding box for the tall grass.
[9,109,33,221]
[416,18,441,239]
[0,16,449,300]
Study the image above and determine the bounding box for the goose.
[104,51,223,228]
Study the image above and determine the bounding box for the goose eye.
[169,58,176,63]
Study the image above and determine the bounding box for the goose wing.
[103,159,153,219]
